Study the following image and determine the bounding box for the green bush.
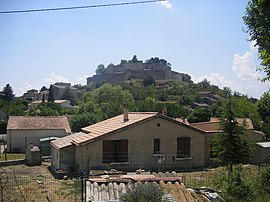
[120,183,163,202]
[216,167,253,202]
[257,164,270,194]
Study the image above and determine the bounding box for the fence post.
[81,171,84,202]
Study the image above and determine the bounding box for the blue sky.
[0,0,269,98]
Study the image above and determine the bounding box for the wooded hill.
[0,76,269,138]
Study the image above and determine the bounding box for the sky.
[0,0,269,98]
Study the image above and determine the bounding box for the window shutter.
[121,140,128,162]
[177,137,190,158]
[103,140,113,163]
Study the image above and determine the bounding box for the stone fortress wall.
[87,61,182,86]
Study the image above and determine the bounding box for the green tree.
[80,84,135,119]
[212,92,251,172]
[1,84,15,102]
[0,98,27,116]
[243,0,270,81]
[257,91,270,121]
[27,102,63,116]
[181,73,193,83]
[198,79,210,89]
[131,55,138,63]
[217,167,253,202]
[187,107,211,123]
[95,64,106,75]
[143,76,155,87]
[69,113,98,132]
[40,86,48,92]
[231,96,261,130]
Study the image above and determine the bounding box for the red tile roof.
[51,112,158,149]
[7,116,71,134]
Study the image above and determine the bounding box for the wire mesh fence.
[0,168,84,202]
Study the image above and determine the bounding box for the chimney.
[123,103,129,122]
[162,106,167,116]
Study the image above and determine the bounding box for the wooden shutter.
[121,140,128,162]
[177,137,190,158]
[103,140,113,163]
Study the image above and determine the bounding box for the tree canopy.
[95,64,106,75]
[187,107,211,123]
[243,0,270,81]
[212,92,251,171]
[1,84,15,102]
[143,76,155,87]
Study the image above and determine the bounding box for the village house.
[50,82,79,100]
[7,116,71,153]
[28,99,72,109]
[51,108,265,172]
[51,108,211,172]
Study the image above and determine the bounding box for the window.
[154,139,160,154]
[177,137,190,158]
[103,140,128,163]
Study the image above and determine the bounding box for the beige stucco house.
[7,116,71,153]
[51,110,265,172]
[51,112,209,172]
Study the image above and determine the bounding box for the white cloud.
[45,72,69,85]
[232,52,261,81]
[16,82,33,97]
[249,40,258,52]
[192,73,269,98]
[192,73,234,89]
[159,1,172,9]
[75,75,89,85]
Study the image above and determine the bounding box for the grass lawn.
[0,153,25,161]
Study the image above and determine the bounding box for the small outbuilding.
[251,142,270,164]
[25,144,42,166]
[7,116,71,153]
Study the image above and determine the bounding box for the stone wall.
[87,62,182,86]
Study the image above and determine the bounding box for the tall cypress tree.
[212,91,251,172]
[1,84,15,102]
[48,85,54,102]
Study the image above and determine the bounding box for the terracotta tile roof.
[189,118,254,132]
[81,112,158,135]
[51,112,158,149]
[190,122,221,133]
[7,116,71,134]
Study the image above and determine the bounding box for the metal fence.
[0,163,260,202]
[0,169,85,202]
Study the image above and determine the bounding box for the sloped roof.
[51,112,208,149]
[176,118,254,133]
[7,116,71,133]
[190,121,221,133]
[51,132,101,149]
[51,112,158,149]
[257,142,270,148]
[81,112,158,135]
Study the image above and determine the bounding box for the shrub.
[120,183,163,202]
[257,164,270,194]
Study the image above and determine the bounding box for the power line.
[0,0,166,14]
